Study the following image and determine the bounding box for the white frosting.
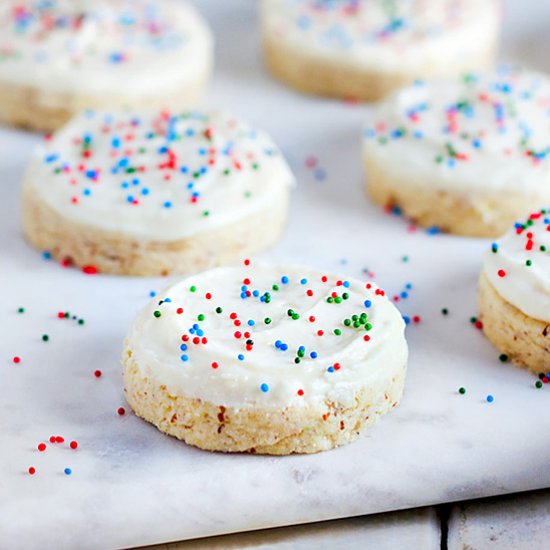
[364,69,550,198]
[261,0,499,74]
[125,264,408,408]
[0,0,213,95]
[483,210,550,323]
[25,110,295,241]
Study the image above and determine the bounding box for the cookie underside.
[478,272,550,373]
[123,345,407,455]
[22,183,289,277]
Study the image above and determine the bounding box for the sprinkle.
[486,394,494,403]
[458,387,466,395]
[94,370,102,378]
[37,443,46,452]
[28,467,36,475]
[117,407,126,416]
[64,468,72,476]
[260,383,269,393]
[70,441,78,450]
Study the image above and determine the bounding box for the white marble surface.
[2,1,550,549]
[147,508,440,550]
[448,491,550,550]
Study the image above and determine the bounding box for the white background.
[2,1,550,548]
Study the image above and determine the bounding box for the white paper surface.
[1,1,550,548]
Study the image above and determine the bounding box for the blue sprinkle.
[260,383,269,393]
[163,201,172,209]
[364,300,372,308]
[486,394,494,403]
[193,324,199,330]
[310,351,318,359]
[42,251,52,260]
[180,344,188,351]
[281,276,289,284]
[280,344,288,351]
[247,320,255,326]
[300,278,308,285]
[164,298,171,302]
[327,366,335,373]
[240,292,248,299]
[64,468,72,476]
[491,243,499,252]
[400,292,408,299]
[149,291,156,297]
[252,290,260,297]
[403,316,411,325]
[275,340,282,348]
[426,226,441,235]
[238,354,245,361]
[181,354,189,362]
[343,281,350,288]
[196,329,204,337]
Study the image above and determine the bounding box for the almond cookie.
[478,209,550,373]
[123,263,408,454]
[22,110,294,276]
[0,0,213,132]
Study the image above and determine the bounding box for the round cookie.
[0,0,213,132]
[123,263,409,454]
[478,209,550,373]
[22,110,294,276]
[364,69,550,237]
[261,0,500,102]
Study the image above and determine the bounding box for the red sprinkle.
[82,265,98,275]
[37,443,46,452]
[13,356,21,364]
[498,269,506,278]
[117,407,125,416]
[28,467,36,475]
[94,370,102,378]
[70,441,78,450]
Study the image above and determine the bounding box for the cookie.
[261,0,500,101]
[0,0,213,132]
[478,209,550,373]
[123,263,409,454]
[22,110,294,276]
[364,69,550,237]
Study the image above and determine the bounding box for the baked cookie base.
[22,183,289,277]
[263,34,496,102]
[122,345,407,455]
[364,153,545,237]
[0,71,210,133]
[478,272,550,373]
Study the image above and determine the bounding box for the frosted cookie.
[364,69,550,237]
[478,209,550,373]
[0,0,213,132]
[261,0,500,101]
[123,263,408,454]
[22,110,294,276]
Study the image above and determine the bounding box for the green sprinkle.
[17,307,25,314]
[536,380,543,389]
[264,317,272,324]
[365,323,373,331]
[499,354,509,363]
[190,286,196,293]
[344,319,351,327]
[42,334,49,342]
[153,311,162,318]
[198,314,205,321]
[442,308,449,315]
[327,297,334,304]
[526,260,532,266]
[216,307,223,314]
[78,319,85,325]
[292,313,300,320]
[334,329,342,336]
[342,293,349,300]
[203,210,210,217]
[335,297,342,304]
[458,387,466,395]
[272,284,279,291]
